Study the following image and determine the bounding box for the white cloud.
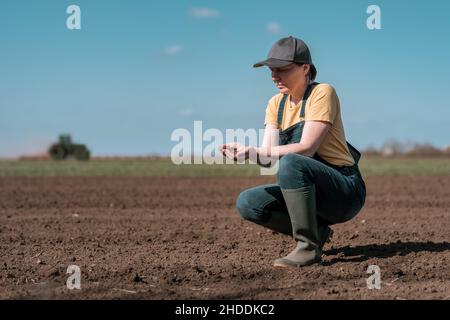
[189,8,220,18]
[164,45,183,55]
[266,22,282,35]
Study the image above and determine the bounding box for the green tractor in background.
[48,134,91,161]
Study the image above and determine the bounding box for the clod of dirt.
[349,232,359,240]
[327,288,339,295]
[393,269,406,277]
[48,267,65,279]
[194,266,205,273]
[133,274,145,283]
[171,274,184,283]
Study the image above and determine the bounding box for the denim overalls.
[236,83,366,234]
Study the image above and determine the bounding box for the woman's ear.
[303,64,311,76]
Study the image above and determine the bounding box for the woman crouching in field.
[220,36,366,269]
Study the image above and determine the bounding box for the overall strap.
[277,94,288,126]
[277,82,320,126]
[299,82,319,118]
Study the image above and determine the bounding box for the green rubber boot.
[260,212,292,236]
[318,225,333,249]
[273,185,322,268]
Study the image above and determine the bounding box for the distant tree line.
[363,139,450,158]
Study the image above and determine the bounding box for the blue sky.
[1,0,449,157]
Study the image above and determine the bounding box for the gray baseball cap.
[253,36,317,79]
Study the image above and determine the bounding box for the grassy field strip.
[0,158,449,177]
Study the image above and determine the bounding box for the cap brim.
[253,58,293,68]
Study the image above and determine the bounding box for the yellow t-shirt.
[264,83,355,166]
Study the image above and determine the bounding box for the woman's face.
[270,63,310,95]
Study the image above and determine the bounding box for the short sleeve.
[305,84,338,124]
[264,95,279,126]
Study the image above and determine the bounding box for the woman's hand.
[219,143,255,162]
